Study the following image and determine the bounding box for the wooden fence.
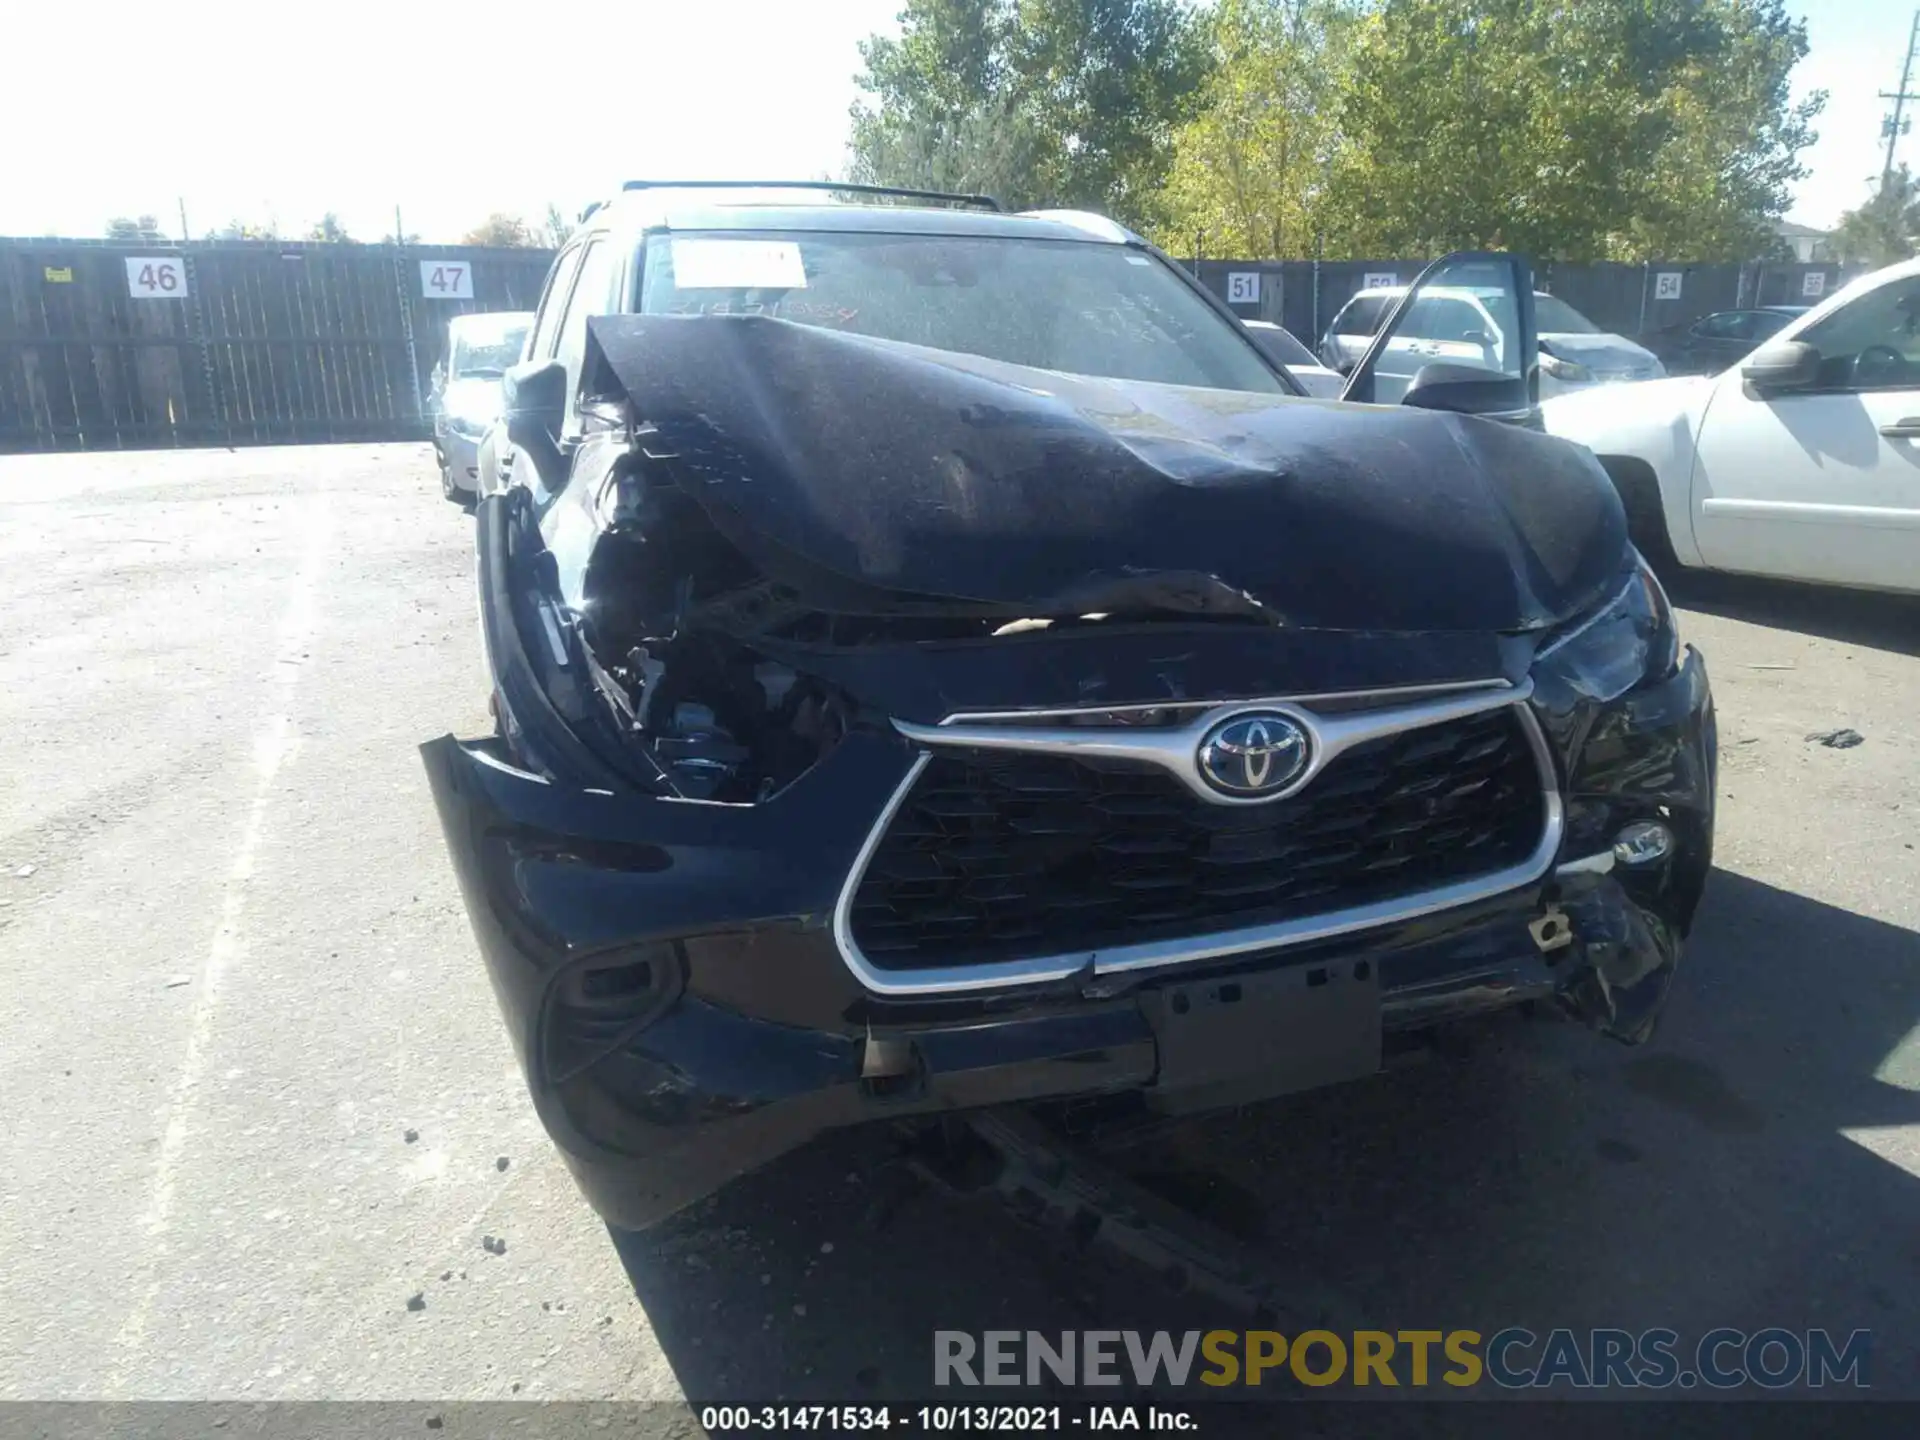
[0,235,1867,453]
[0,239,554,452]
[1190,257,1861,351]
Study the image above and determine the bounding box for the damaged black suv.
[423,182,1716,1231]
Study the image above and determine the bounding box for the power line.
[1879,9,1920,185]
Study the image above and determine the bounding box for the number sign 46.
[421,261,474,299]
[126,257,188,298]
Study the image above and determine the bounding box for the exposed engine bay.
[511,312,1635,804]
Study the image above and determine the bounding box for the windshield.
[639,231,1285,394]
[1245,322,1319,368]
[1533,294,1602,334]
[450,322,529,379]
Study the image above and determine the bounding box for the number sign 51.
[420,260,474,299]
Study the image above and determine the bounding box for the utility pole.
[1880,9,1920,186]
[178,197,190,243]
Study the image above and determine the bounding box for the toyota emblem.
[1196,712,1310,799]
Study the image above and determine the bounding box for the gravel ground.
[0,444,1914,1409]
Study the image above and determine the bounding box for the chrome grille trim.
[830,687,1564,998]
[936,677,1511,726]
[895,680,1533,808]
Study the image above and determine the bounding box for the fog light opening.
[542,943,684,1084]
[1613,821,1674,867]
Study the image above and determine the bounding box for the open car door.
[1340,252,1539,423]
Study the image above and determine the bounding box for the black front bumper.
[422,651,1714,1231]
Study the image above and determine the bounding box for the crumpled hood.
[1540,332,1660,372]
[586,315,1628,633]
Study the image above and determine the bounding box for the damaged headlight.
[653,702,752,799]
[1538,350,1593,383]
[1532,559,1679,703]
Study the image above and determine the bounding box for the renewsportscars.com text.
[933,1328,1871,1390]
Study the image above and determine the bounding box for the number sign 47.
[421,261,473,299]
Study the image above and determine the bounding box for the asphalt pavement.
[0,444,1915,1407]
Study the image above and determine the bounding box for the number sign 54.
[420,261,474,299]
[126,257,188,298]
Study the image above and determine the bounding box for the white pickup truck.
[1542,259,1920,595]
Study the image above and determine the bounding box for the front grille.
[849,707,1543,972]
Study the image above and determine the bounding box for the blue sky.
[1787,0,1917,227]
[0,0,1906,242]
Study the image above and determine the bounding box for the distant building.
[1774,219,1835,263]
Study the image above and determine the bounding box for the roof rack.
[617,179,1005,212]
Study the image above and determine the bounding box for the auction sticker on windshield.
[671,239,808,289]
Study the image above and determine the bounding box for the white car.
[1242,319,1344,396]
[1541,258,1920,594]
[1319,286,1664,400]
[431,311,532,506]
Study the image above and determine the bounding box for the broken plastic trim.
[830,691,1566,997]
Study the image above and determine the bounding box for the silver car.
[431,311,532,506]
[1317,286,1663,400]
[1242,320,1344,397]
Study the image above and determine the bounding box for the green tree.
[848,0,1209,228]
[1156,0,1356,259]
[542,202,577,248]
[209,218,280,241]
[105,215,166,242]
[1832,169,1920,266]
[460,212,538,247]
[1607,0,1824,260]
[306,212,355,243]
[1326,0,1822,261]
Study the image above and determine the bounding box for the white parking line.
[108,482,334,1391]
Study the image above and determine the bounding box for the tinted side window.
[1401,295,1490,344]
[1697,312,1755,341]
[1337,296,1391,335]
[553,239,613,405]
[529,245,584,359]
[1799,277,1920,391]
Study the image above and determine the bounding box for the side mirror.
[503,358,567,485]
[1462,329,1496,348]
[505,358,566,445]
[1401,362,1532,418]
[1741,341,1820,392]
